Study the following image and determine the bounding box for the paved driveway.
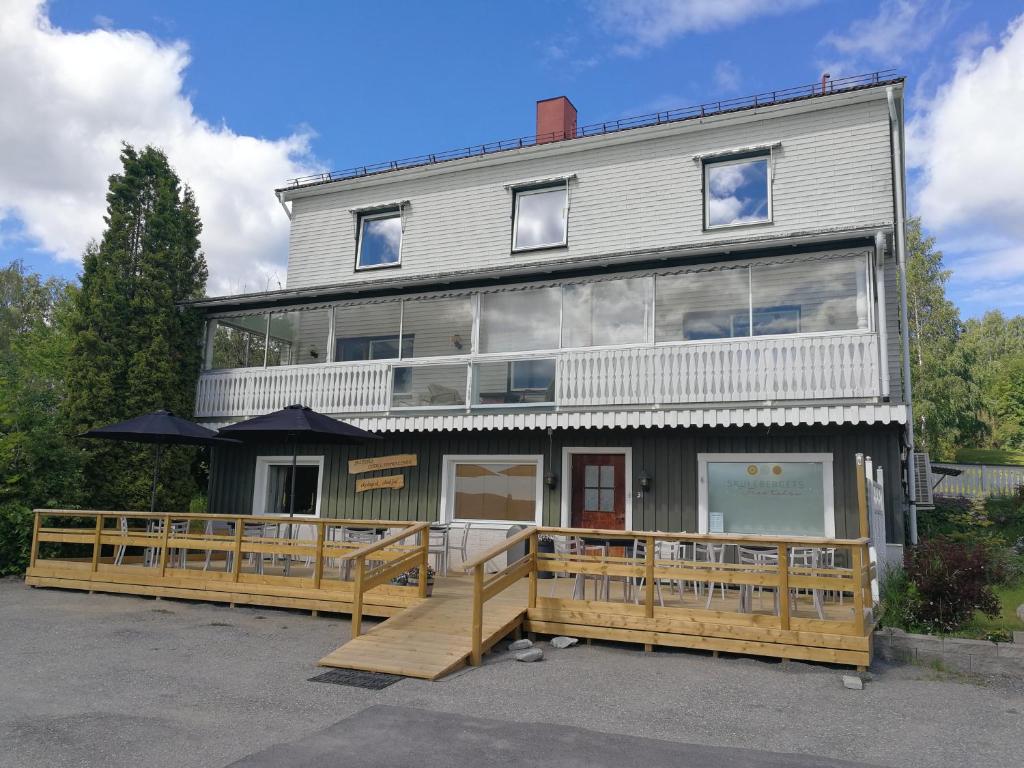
[1,579,1021,768]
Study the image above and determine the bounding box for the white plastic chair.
[428,525,450,576]
[700,542,729,609]
[631,538,665,607]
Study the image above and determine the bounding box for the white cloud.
[0,1,318,296]
[713,60,741,93]
[907,15,1024,234]
[822,1,949,64]
[590,0,818,55]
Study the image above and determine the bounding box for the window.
[401,297,473,358]
[479,287,561,353]
[583,463,616,512]
[208,315,268,369]
[655,269,750,342]
[704,154,770,228]
[698,453,834,538]
[442,455,544,524]
[562,277,651,348]
[751,258,869,334]
[513,184,568,251]
[253,456,324,517]
[472,359,556,405]
[266,307,330,367]
[356,209,403,269]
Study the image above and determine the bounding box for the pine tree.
[65,145,208,511]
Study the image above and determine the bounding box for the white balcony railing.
[194,332,880,419]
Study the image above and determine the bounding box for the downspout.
[277,190,293,220]
[873,231,890,399]
[887,85,918,545]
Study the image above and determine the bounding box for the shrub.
[188,495,208,514]
[0,503,34,576]
[876,566,921,631]
[904,537,1003,632]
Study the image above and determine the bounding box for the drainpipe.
[873,230,890,400]
[887,85,918,545]
[276,190,292,220]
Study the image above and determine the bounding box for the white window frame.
[697,452,835,538]
[512,182,569,252]
[356,208,403,271]
[252,455,325,517]
[703,153,773,231]
[560,447,633,530]
[440,454,544,526]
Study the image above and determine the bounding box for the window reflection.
[563,277,650,348]
[705,157,769,227]
[452,462,538,522]
[357,211,402,268]
[479,288,560,353]
[656,269,750,342]
[514,186,567,250]
[209,315,267,369]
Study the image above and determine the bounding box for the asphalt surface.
[2,579,1022,768]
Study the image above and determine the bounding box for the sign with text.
[355,474,405,492]
[348,454,417,474]
[707,461,826,537]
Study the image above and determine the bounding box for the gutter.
[887,84,918,545]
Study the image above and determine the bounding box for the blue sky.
[2,0,1023,315]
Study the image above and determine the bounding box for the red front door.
[570,453,626,529]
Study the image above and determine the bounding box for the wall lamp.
[638,470,652,492]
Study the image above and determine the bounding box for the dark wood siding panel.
[206,424,907,542]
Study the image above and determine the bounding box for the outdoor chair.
[447,522,475,571]
[698,542,728,608]
[428,524,450,576]
[202,518,234,571]
[341,528,380,580]
[114,516,129,566]
[630,538,665,607]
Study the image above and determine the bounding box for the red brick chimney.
[536,96,577,144]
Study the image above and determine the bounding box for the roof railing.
[283,69,900,190]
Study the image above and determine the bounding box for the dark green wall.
[208,423,907,543]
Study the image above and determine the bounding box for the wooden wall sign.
[356,475,405,492]
[348,454,418,474]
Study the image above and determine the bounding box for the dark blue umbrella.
[80,410,240,511]
[219,404,379,517]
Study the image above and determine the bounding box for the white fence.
[931,463,1024,498]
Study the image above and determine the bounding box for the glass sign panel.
[706,461,826,537]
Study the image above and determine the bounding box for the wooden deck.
[320,576,528,680]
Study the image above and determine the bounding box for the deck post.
[352,554,365,638]
[29,511,42,569]
[418,527,429,599]
[90,513,103,572]
[527,532,538,609]
[855,453,869,539]
[230,517,244,582]
[312,521,325,590]
[470,564,484,665]
[777,543,790,631]
[852,544,867,636]
[644,535,655,619]
[158,514,172,576]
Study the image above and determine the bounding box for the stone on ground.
[508,638,533,651]
[1016,603,1024,623]
[842,675,864,690]
[515,647,543,662]
[550,636,579,649]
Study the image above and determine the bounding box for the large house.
[190,71,920,566]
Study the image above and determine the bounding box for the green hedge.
[0,503,34,576]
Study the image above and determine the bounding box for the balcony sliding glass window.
[562,277,651,348]
[208,314,269,369]
[750,258,869,335]
[266,307,330,367]
[401,296,473,358]
[479,287,561,353]
[655,269,750,342]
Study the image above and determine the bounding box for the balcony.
[195,330,881,419]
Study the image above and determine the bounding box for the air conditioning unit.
[910,452,934,508]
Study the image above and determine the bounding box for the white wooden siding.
[285,98,894,289]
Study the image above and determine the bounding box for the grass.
[954,447,1024,466]
[955,581,1024,640]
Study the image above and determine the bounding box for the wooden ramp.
[319,575,527,680]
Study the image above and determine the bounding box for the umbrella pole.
[285,439,297,576]
[150,443,163,513]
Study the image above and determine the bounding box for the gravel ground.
[2,579,1022,768]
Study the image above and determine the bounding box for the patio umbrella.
[218,404,380,518]
[80,410,241,512]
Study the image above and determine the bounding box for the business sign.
[706,461,826,536]
[355,474,405,492]
[348,454,417,474]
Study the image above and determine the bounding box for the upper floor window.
[704,154,771,229]
[513,183,568,251]
[356,208,403,270]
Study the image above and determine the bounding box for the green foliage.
[877,566,922,631]
[954,447,1024,466]
[903,538,1003,633]
[64,144,208,512]
[0,503,34,576]
[904,218,985,460]
[0,262,83,509]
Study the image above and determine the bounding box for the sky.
[1,0,1022,316]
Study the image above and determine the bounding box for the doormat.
[308,668,404,690]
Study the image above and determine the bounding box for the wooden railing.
[464,526,876,668]
[344,521,430,638]
[26,510,424,616]
[462,527,538,666]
